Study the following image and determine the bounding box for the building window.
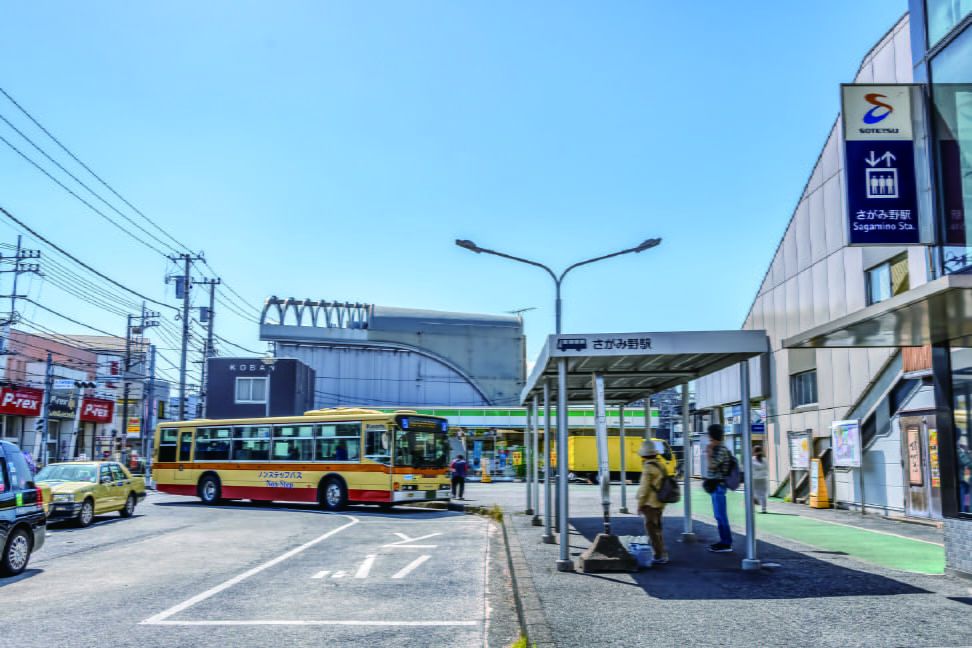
[927,0,972,47]
[866,254,910,306]
[949,347,972,514]
[932,22,972,273]
[790,370,818,408]
[235,377,267,403]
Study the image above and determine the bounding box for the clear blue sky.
[0,2,907,387]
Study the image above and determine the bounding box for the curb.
[501,513,557,648]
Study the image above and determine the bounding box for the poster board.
[831,420,862,468]
[907,424,923,485]
[789,432,810,470]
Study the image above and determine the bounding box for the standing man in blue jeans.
[706,424,734,553]
[450,454,468,500]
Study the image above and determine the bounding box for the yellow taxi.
[36,461,146,527]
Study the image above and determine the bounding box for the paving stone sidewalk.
[471,482,972,648]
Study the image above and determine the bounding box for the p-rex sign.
[80,397,114,423]
[0,386,43,416]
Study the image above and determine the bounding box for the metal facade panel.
[807,156,824,196]
[871,36,897,83]
[843,247,867,313]
[818,408,836,440]
[816,348,835,410]
[824,175,846,254]
[785,277,800,343]
[809,189,827,264]
[770,248,785,289]
[795,199,812,272]
[893,22,913,82]
[811,261,831,327]
[772,285,787,350]
[855,59,874,84]
[848,348,872,405]
[758,294,773,347]
[821,127,840,181]
[798,269,815,334]
[831,348,853,409]
[783,224,798,281]
[827,252,848,320]
[775,350,791,412]
[908,247,929,287]
[867,347,894,375]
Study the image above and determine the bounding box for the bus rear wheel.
[199,476,223,505]
[320,478,347,512]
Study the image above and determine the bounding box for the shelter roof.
[521,331,769,406]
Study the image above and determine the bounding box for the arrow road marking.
[354,555,376,579]
[311,570,331,579]
[381,532,441,548]
[392,555,431,579]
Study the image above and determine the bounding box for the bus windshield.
[393,429,450,469]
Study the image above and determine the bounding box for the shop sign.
[80,397,114,423]
[907,424,923,485]
[841,84,922,245]
[48,390,77,419]
[0,386,43,416]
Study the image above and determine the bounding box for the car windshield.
[36,464,98,483]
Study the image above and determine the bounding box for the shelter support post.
[644,395,652,440]
[542,380,555,543]
[740,359,760,570]
[593,373,611,534]
[619,404,629,514]
[532,395,542,526]
[681,381,696,543]
[525,401,534,515]
[556,358,573,571]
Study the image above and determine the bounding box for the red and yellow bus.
[152,408,453,510]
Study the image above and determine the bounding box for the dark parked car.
[0,441,46,576]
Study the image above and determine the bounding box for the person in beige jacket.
[635,440,668,564]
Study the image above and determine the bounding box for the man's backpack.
[657,472,681,504]
[724,453,743,491]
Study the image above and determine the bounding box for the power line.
[0,206,175,310]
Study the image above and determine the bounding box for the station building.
[696,5,972,579]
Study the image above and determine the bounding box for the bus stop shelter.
[519,330,769,572]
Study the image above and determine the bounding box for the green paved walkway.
[688,487,945,574]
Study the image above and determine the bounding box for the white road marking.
[311,570,331,579]
[392,555,431,579]
[382,532,441,548]
[146,620,477,627]
[141,517,359,625]
[355,555,376,579]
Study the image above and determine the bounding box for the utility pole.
[39,352,53,466]
[121,304,159,463]
[167,253,203,421]
[0,235,41,354]
[194,278,220,418]
[141,344,156,463]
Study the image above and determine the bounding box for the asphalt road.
[2,492,519,648]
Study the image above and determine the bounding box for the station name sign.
[547,331,769,359]
[841,84,921,245]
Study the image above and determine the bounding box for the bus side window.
[158,429,178,462]
[179,432,193,462]
[364,427,389,463]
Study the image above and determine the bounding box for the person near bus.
[751,445,769,514]
[450,454,468,500]
[706,424,734,553]
[635,440,669,564]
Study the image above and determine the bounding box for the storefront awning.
[783,274,972,349]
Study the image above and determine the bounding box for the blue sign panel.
[751,423,765,434]
[845,139,920,245]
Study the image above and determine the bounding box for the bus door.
[175,430,194,484]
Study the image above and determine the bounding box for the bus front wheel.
[199,475,223,505]
[320,478,347,512]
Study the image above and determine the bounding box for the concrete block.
[578,533,638,573]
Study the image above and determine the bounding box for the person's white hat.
[637,440,663,457]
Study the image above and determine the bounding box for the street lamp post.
[456,237,662,571]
